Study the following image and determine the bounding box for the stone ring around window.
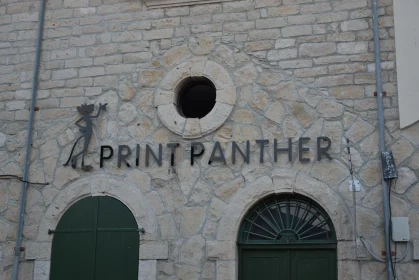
[154,57,236,139]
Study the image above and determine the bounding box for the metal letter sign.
[64,103,107,170]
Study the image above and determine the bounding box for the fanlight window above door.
[239,194,336,244]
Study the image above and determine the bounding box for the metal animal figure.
[64,103,107,170]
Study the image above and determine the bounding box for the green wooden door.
[242,249,289,280]
[290,249,337,280]
[238,194,338,280]
[50,196,139,280]
[240,247,336,280]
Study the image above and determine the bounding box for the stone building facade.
[0,0,419,279]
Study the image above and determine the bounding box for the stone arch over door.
[212,172,354,280]
[25,175,158,280]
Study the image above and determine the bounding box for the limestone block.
[362,186,382,209]
[217,261,236,280]
[25,242,51,260]
[409,151,419,170]
[183,118,202,139]
[200,102,233,135]
[157,214,179,239]
[208,197,226,221]
[175,264,200,280]
[212,45,235,68]
[249,90,270,112]
[179,206,206,237]
[311,159,349,186]
[207,241,235,260]
[299,43,336,57]
[205,167,234,184]
[338,261,357,280]
[394,167,417,194]
[270,81,298,101]
[127,169,151,193]
[359,160,381,187]
[264,101,285,124]
[357,207,383,237]
[177,160,200,196]
[189,180,211,206]
[202,261,216,279]
[316,99,344,118]
[337,241,356,260]
[39,139,60,160]
[157,104,186,136]
[118,82,135,101]
[282,25,312,37]
[53,167,80,189]
[345,117,375,143]
[282,115,302,139]
[179,236,205,266]
[180,56,208,77]
[204,60,234,89]
[361,262,386,279]
[390,137,414,166]
[323,121,343,153]
[216,86,237,105]
[0,133,6,147]
[291,103,316,128]
[127,117,154,140]
[233,63,258,87]
[138,260,157,280]
[337,42,368,54]
[215,177,244,203]
[139,70,165,88]
[341,20,369,32]
[153,89,173,106]
[34,261,50,280]
[139,241,168,260]
[359,131,381,158]
[407,183,419,208]
[331,86,365,99]
[118,102,138,124]
[189,36,214,55]
[231,109,254,124]
[143,28,173,40]
[163,45,191,67]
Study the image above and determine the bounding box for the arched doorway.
[49,196,140,280]
[238,194,337,280]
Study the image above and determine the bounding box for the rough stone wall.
[1,0,419,279]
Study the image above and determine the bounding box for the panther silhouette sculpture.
[63,103,107,170]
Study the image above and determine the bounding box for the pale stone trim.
[138,260,157,280]
[217,173,353,242]
[27,175,159,279]
[30,175,157,257]
[155,57,236,139]
[139,241,169,259]
[215,172,354,279]
[144,0,232,9]
[33,261,50,280]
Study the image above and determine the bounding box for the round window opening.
[177,77,216,119]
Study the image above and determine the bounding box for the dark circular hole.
[177,77,216,119]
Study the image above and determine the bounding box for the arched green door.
[238,194,337,280]
[50,196,139,280]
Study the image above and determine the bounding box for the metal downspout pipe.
[12,0,46,278]
[371,0,394,279]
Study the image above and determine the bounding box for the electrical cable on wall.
[0,175,49,186]
[345,140,408,272]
